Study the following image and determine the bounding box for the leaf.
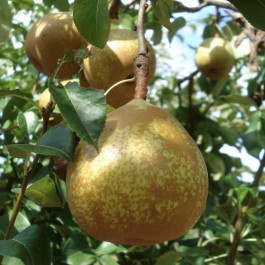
[7,122,75,161]
[0,212,30,239]
[49,80,106,150]
[0,0,12,43]
[66,251,96,265]
[73,0,110,48]
[0,89,37,107]
[221,95,256,107]
[153,0,174,31]
[229,0,265,31]
[25,176,63,207]
[99,254,119,265]
[155,252,182,265]
[96,242,126,256]
[0,225,51,265]
[17,111,39,135]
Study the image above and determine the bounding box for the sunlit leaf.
[25,176,63,207]
[49,80,106,150]
[73,0,110,48]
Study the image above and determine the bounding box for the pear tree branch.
[134,0,149,100]
[176,0,236,12]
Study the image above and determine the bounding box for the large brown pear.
[25,12,87,79]
[82,29,156,108]
[195,37,235,80]
[66,99,208,246]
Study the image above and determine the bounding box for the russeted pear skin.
[195,37,235,80]
[25,12,87,79]
[82,29,156,108]
[66,99,208,246]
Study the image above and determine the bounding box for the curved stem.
[104,76,136,96]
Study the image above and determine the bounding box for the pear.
[66,99,208,246]
[195,37,235,80]
[82,29,156,108]
[25,12,87,79]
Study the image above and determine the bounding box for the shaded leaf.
[0,89,37,108]
[0,225,51,265]
[153,0,174,31]
[7,123,75,161]
[155,252,182,265]
[229,0,265,31]
[49,80,106,150]
[73,0,110,48]
[25,176,63,207]
[0,0,12,43]
[221,95,256,107]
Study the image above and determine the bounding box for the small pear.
[195,37,235,80]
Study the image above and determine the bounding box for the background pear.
[25,12,87,79]
[82,29,156,108]
[195,37,235,80]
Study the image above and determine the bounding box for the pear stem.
[105,76,136,96]
[134,0,149,100]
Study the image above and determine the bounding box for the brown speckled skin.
[66,99,208,246]
[82,29,156,108]
[25,13,87,79]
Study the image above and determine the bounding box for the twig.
[108,0,120,19]
[188,76,195,139]
[134,0,149,100]
[227,151,265,265]
[123,0,138,13]
[176,0,236,12]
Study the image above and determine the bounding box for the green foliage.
[0,0,265,264]
[0,225,51,265]
[73,0,110,48]
[0,0,13,43]
[49,81,106,150]
[230,0,265,31]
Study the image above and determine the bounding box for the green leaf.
[96,242,126,256]
[49,80,106,150]
[73,0,110,48]
[155,252,182,265]
[153,0,174,31]
[25,176,63,207]
[99,254,119,265]
[54,0,70,11]
[204,153,226,180]
[0,212,30,239]
[17,111,39,135]
[229,0,265,31]
[7,123,75,161]
[0,225,51,265]
[66,251,97,265]
[221,95,256,107]
[0,0,12,43]
[0,89,37,108]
